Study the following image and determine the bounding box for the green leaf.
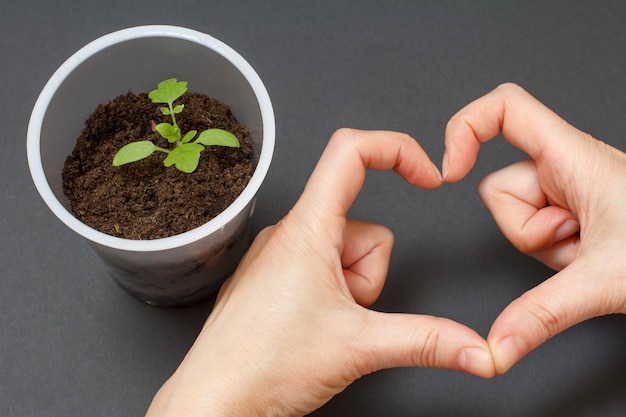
[155,123,181,143]
[148,78,188,104]
[181,130,197,143]
[163,143,204,173]
[112,141,157,166]
[161,107,171,115]
[195,129,240,148]
[173,104,184,114]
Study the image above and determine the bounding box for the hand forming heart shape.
[147,83,626,417]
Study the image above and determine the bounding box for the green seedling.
[112,78,240,173]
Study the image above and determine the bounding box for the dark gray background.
[3,1,626,416]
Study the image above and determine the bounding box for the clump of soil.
[62,91,255,240]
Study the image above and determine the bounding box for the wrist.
[146,354,284,417]
[146,378,243,417]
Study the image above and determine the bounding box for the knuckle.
[477,173,499,202]
[328,128,361,155]
[496,82,524,95]
[330,127,358,143]
[411,328,441,368]
[526,300,563,339]
[376,224,395,247]
[358,290,380,308]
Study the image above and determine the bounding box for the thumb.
[488,257,626,374]
[355,310,495,379]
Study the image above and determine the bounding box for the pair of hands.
[146,83,626,416]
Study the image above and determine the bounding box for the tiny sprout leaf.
[148,78,188,104]
[113,141,157,166]
[156,123,181,143]
[163,143,204,173]
[195,129,240,148]
[113,80,242,174]
[181,130,197,144]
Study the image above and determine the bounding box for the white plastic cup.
[27,26,275,307]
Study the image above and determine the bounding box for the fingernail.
[457,347,493,378]
[554,219,580,243]
[441,150,449,181]
[493,335,527,373]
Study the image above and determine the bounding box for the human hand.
[146,129,495,417]
[443,83,626,374]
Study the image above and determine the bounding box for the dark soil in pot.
[62,91,255,240]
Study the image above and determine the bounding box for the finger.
[488,260,626,374]
[341,220,394,307]
[478,159,580,269]
[296,129,442,225]
[442,83,589,182]
[527,235,581,271]
[356,310,495,379]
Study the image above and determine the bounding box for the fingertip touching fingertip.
[457,347,495,379]
[441,150,449,181]
[431,161,443,182]
[491,335,528,374]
